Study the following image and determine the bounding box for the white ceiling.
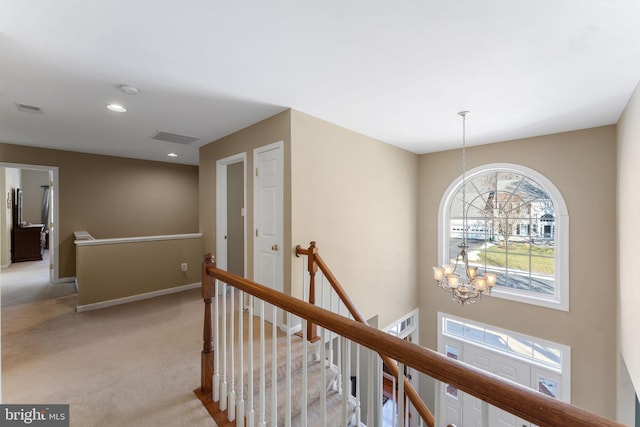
[1,1,639,166]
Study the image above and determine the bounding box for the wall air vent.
[16,103,43,114]
[150,131,200,145]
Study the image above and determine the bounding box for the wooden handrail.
[296,242,435,427]
[202,259,624,427]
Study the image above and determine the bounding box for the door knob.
[271,244,279,251]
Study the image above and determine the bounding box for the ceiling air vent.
[150,131,200,145]
[16,103,43,114]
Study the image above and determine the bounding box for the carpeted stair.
[218,307,358,426]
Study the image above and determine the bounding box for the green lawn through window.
[477,243,554,274]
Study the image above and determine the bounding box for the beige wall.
[199,110,291,285]
[0,143,199,278]
[419,126,618,418]
[291,110,419,327]
[618,82,640,398]
[75,235,202,307]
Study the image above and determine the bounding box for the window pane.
[533,343,562,368]
[537,377,558,398]
[485,329,509,351]
[446,168,560,304]
[445,319,464,337]
[463,324,484,344]
[508,337,533,358]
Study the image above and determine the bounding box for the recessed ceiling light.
[167,153,178,157]
[106,103,127,113]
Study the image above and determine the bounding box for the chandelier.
[433,111,497,305]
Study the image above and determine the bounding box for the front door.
[253,142,283,325]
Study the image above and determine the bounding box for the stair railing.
[296,241,434,426]
[198,251,625,427]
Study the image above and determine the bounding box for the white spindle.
[367,351,374,425]
[319,274,326,427]
[301,318,308,426]
[340,336,349,425]
[392,371,397,426]
[320,319,327,427]
[377,355,383,426]
[229,288,236,421]
[213,280,220,403]
[258,300,266,427]
[271,305,277,426]
[337,329,342,392]
[356,341,361,425]
[285,312,292,427]
[247,296,255,426]
[398,362,405,427]
[220,283,228,411]
[236,290,245,426]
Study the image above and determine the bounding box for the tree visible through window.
[442,164,568,310]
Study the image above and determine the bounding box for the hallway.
[1,255,215,426]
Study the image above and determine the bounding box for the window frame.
[438,163,569,311]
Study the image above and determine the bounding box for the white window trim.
[438,163,569,311]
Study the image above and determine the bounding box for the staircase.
[196,242,625,427]
[196,289,358,426]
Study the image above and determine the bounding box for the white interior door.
[253,142,283,325]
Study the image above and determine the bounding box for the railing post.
[306,241,320,342]
[201,253,216,394]
[295,241,321,342]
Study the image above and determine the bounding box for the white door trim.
[216,153,246,275]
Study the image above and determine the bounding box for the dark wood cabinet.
[11,224,44,263]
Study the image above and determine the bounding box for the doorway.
[216,153,246,277]
[0,163,58,283]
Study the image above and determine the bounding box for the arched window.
[439,163,569,311]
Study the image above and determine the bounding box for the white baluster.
[392,373,397,426]
[320,313,327,427]
[319,275,326,427]
[301,318,308,427]
[285,312,292,427]
[356,341,361,425]
[221,282,228,411]
[377,356,383,426]
[247,296,255,426]
[340,336,349,425]
[236,290,245,427]
[271,305,277,426]
[229,288,236,421]
[257,300,266,427]
[367,351,374,425]
[213,280,220,403]
[398,362,405,427]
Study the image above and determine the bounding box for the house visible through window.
[440,163,569,310]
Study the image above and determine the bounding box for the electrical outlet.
[180,263,188,272]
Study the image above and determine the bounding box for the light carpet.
[1,252,216,426]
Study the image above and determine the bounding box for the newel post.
[201,253,216,394]
[304,241,320,342]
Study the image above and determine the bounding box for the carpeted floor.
[1,252,216,426]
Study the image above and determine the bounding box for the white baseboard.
[76,282,201,312]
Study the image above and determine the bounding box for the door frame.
[216,153,247,275]
[0,162,59,283]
